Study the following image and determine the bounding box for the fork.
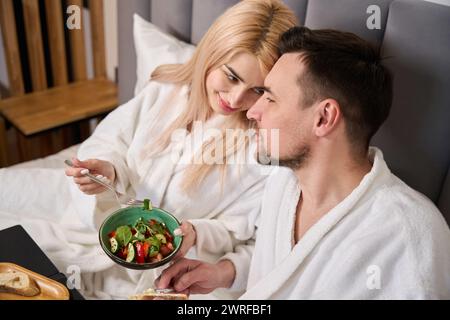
[64,159,142,207]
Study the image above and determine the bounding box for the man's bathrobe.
[0,80,269,299]
[238,148,450,299]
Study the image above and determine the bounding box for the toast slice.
[129,288,188,300]
[0,271,41,297]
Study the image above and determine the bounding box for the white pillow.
[133,14,196,95]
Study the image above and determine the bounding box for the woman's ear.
[314,99,341,137]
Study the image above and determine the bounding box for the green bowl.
[99,206,183,270]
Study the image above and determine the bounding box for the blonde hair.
[149,0,297,192]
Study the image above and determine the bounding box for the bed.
[1,0,449,301]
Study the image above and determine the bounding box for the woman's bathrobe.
[0,80,270,299]
[238,148,450,299]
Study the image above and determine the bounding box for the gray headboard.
[117,0,450,224]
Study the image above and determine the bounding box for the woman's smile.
[217,93,237,113]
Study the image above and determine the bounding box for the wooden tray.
[0,263,70,300]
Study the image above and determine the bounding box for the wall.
[425,0,450,5]
[104,0,118,82]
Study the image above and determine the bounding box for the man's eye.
[253,88,265,95]
[266,97,275,103]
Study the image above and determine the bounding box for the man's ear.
[314,99,341,137]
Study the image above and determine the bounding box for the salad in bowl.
[99,200,183,269]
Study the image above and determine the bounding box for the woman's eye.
[225,72,238,82]
[266,97,275,103]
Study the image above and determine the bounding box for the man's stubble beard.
[257,137,311,170]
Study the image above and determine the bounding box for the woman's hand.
[155,258,236,295]
[65,158,116,195]
[174,221,197,258]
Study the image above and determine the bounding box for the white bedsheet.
[0,145,149,299]
[9,144,80,170]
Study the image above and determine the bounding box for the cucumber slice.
[126,243,135,262]
[148,245,159,258]
[155,234,166,244]
[110,237,119,253]
[134,231,145,241]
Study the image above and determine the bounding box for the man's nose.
[247,97,263,121]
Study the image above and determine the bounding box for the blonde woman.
[61,0,297,298]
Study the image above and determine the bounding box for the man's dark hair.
[279,26,393,153]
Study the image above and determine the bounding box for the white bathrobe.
[239,148,450,299]
[0,80,270,299]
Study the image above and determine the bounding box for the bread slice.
[129,288,188,300]
[0,271,41,297]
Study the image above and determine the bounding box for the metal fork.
[65,159,143,207]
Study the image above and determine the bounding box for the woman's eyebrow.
[225,65,244,82]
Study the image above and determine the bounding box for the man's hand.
[65,158,116,195]
[155,258,236,295]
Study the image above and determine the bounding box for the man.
[156,27,450,299]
